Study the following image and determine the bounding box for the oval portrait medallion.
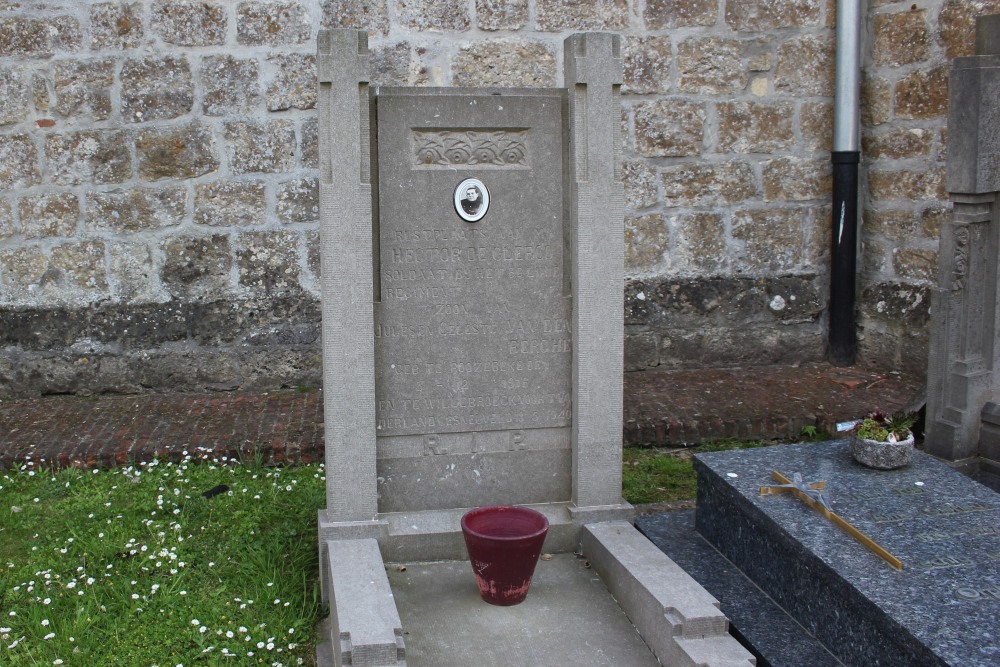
[454,178,490,222]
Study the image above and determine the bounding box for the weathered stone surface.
[625,213,668,273]
[201,55,260,116]
[194,180,266,227]
[18,192,78,239]
[645,0,717,29]
[451,40,555,87]
[46,130,131,185]
[277,177,319,223]
[161,234,233,299]
[939,0,1000,59]
[805,204,831,267]
[398,0,470,31]
[893,248,938,283]
[859,282,930,327]
[624,330,660,371]
[0,16,81,57]
[477,0,527,30]
[623,160,659,210]
[306,230,321,278]
[537,0,627,30]
[732,207,805,272]
[678,37,746,94]
[623,36,671,95]
[120,56,193,122]
[634,99,705,157]
[861,70,892,126]
[237,0,311,45]
[225,120,295,173]
[371,42,413,85]
[661,160,757,207]
[763,157,831,201]
[237,231,300,293]
[921,205,949,238]
[90,2,144,50]
[869,167,946,202]
[300,117,318,169]
[266,54,316,111]
[136,123,219,181]
[873,9,930,66]
[0,247,47,304]
[0,134,40,188]
[800,101,834,151]
[894,65,948,120]
[774,34,834,96]
[86,188,186,233]
[0,68,30,125]
[151,0,227,46]
[108,241,166,303]
[860,237,890,276]
[32,73,49,112]
[321,0,389,36]
[717,101,794,153]
[724,0,820,30]
[676,212,728,273]
[863,208,917,241]
[39,241,109,303]
[862,127,933,159]
[0,199,12,241]
[54,59,114,120]
[660,324,824,367]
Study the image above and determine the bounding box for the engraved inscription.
[955,584,1000,602]
[413,129,528,168]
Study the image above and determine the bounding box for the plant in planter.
[850,411,917,470]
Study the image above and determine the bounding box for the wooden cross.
[760,470,903,571]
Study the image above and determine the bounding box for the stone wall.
[0,0,992,396]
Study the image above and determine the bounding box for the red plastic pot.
[460,505,549,606]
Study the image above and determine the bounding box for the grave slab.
[694,441,1000,667]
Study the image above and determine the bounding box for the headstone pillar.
[317,30,378,521]
[564,33,627,509]
[925,15,1000,463]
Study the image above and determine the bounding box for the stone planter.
[849,433,914,470]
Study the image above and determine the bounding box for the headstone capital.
[317,29,369,84]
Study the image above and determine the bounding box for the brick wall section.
[0,0,994,396]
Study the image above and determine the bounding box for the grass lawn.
[1,454,326,666]
[1,437,785,665]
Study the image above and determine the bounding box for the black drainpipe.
[829,0,862,366]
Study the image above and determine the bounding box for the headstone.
[926,14,1000,465]
[693,441,1000,667]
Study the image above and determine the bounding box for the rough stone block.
[477,0,527,31]
[225,120,296,173]
[136,123,220,181]
[321,0,389,36]
[660,160,756,207]
[625,213,667,272]
[624,331,660,370]
[0,16,81,57]
[623,36,671,95]
[775,34,834,96]
[300,117,319,169]
[18,192,78,239]
[859,282,931,328]
[939,0,1000,59]
[371,42,416,86]
[724,0,819,30]
[108,241,166,303]
[762,156,831,202]
[277,177,319,223]
[678,37,746,94]
[49,241,109,299]
[237,0,312,45]
[634,99,705,157]
[800,101,834,151]
[869,167,946,202]
[894,65,948,120]
[622,159,659,210]
[195,180,266,227]
[266,54,317,111]
[861,71,892,126]
[201,55,260,116]
[0,199,12,241]
[675,212,728,273]
[86,188,186,233]
[0,68,30,125]
[873,9,930,66]
[536,0,628,30]
[732,207,805,272]
[161,234,234,299]
[0,134,40,188]
[54,59,114,120]
[862,127,933,159]
[644,0,716,29]
[46,130,131,186]
[120,56,193,122]
[32,73,50,113]
[892,248,938,283]
[398,0,470,31]
[151,0,227,46]
[90,2,145,50]
[717,100,794,153]
[237,231,301,293]
[864,208,917,241]
[451,40,555,87]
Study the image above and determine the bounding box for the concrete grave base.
[316,521,755,666]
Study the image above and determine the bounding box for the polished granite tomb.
[691,441,1000,667]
